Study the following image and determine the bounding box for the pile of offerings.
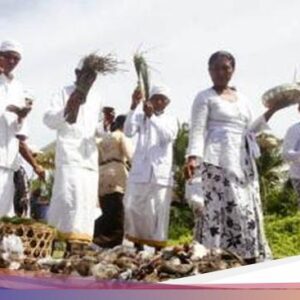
[0,231,244,282]
[262,82,300,108]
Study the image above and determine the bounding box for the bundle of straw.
[81,53,119,75]
[68,53,120,124]
[76,53,120,97]
[133,52,150,101]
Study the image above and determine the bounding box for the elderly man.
[123,85,178,250]
[43,59,102,247]
[0,40,31,217]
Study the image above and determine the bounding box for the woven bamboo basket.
[0,221,56,258]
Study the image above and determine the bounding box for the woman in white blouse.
[186,51,284,264]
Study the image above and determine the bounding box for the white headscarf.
[149,84,171,101]
[0,40,23,56]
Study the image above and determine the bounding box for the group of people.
[0,39,299,264]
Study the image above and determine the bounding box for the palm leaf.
[133,52,150,101]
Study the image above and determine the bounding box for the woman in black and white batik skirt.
[200,157,269,263]
[186,51,286,264]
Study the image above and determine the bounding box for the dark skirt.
[13,166,30,217]
[93,192,124,248]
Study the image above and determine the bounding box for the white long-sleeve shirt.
[43,84,102,171]
[187,88,268,178]
[282,122,300,179]
[124,108,178,186]
[0,74,27,171]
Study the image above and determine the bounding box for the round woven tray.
[0,222,56,258]
[262,83,300,108]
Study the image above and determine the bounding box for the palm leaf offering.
[262,82,300,108]
[133,52,150,101]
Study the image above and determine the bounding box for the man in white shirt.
[283,106,300,210]
[123,85,178,250]
[0,40,31,217]
[43,60,102,246]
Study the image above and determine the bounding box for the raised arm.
[250,100,289,134]
[64,69,97,124]
[124,88,143,137]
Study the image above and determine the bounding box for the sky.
[1,0,300,147]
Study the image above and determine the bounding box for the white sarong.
[124,182,172,247]
[47,166,99,243]
[0,168,15,217]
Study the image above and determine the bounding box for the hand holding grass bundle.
[66,53,120,124]
[75,53,120,98]
[143,100,154,118]
[64,91,84,124]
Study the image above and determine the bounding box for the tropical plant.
[263,179,298,217]
[35,149,55,170]
[256,133,286,211]
[168,204,193,245]
[30,149,55,200]
[173,122,189,202]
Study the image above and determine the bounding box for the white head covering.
[149,84,171,101]
[0,40,23,56]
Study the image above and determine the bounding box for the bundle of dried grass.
[133,52,150,101]
[74,53,121,112]
[81,53,120,75]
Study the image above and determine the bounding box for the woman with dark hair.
[186,51,285,263]
[94,114,133,248]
